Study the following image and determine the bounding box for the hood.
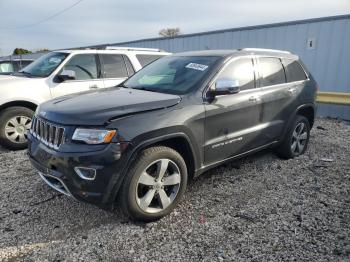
[0,74,21,81]
[0,74,43,85]
[0,74,15,81]
[38,87,181,125]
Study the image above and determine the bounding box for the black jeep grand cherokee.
[28,49,317,221]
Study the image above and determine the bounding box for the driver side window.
[63,54,98,80]
[218,57,256,91]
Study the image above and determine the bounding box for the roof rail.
[105,46,164,52]
[241,48,291,54]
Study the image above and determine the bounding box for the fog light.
[74,167,97,180]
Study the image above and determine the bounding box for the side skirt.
[194,141,279,177]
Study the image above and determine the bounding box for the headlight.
[72,128,117,144]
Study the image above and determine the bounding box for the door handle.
[288,88,297,94]
[89,85,98,89]
[249,96,261,102]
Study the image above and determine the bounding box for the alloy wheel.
[291,122,308,155]
[136,158,181,213]
[4,116,32,144]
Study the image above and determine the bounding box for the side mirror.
[208,79,240,97]
[56,70,76,82]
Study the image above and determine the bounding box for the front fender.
[102,130,200,206]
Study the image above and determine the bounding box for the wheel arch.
[0,100,38,113]
[279,103,315,144]
[105,132,199,206]
[130,133,198,180]
[296,104,315,128]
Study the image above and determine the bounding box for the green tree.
[13,48,32,55]
[159,27,182,37]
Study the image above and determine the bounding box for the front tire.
[275,115,310,159]
[0,106,34,150]
[119,146,188,222]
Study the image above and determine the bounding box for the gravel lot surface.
[0,118,349,261]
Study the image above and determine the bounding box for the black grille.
[30,116,65,149]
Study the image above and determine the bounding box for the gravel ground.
[0,118,349,261]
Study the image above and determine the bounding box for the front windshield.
[18,52,68,77]
[123,55,221,94]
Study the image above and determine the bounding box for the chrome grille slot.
[40,121,44,138]
[30,116,65,149]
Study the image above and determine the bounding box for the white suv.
[0,47,170,149]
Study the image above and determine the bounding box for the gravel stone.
[0,118,349,261]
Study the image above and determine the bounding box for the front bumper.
[27,132,129,207]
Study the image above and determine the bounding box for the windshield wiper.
[19,70,31,74]
[16,71,40,77]
[134,87,159,92]
[121,84,160,93]
[15,71,32,76]
[117,83,127,88]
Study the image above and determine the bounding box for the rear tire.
[0,106,34,150]
[119,146,188,222]
[275,115,310,159]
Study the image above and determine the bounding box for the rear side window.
[136,54,164,67]
[282,59,307,82]
[14,61,32,71]
[123,55,135,75]
[258,57,286,87]
[218,57,255,90]
[100,54,128,78]
[13,61,21,72]
[20,60,33,68]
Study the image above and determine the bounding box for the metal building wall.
[2,15,348,118]
[112,15,350,119]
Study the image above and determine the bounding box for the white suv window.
[136,54,165,67]
[0,62,14,73]
[63,54,98,80]
[218,57,256,90]
[100,54,128,78]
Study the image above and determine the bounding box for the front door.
[204,56,262,165]
[50,53,104,98]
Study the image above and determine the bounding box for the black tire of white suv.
[119,146,188,222]
[275,115,310,159]
[0,106,34,150]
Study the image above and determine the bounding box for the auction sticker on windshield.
[185,63,208,71]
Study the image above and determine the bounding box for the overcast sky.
[0,0,349,56]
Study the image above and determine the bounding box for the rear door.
[257,57,301,144]
[282,58,308,103]
[99,54,132,88]
[204,56,263,165]
[50,53,104,98]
